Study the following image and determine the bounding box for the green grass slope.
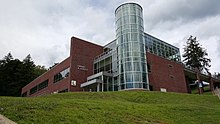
[0,91,220,124]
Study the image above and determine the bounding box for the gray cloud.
[136,0,220,73]
[0,0,220,73]
[142,0,220,30]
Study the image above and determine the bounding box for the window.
[134,83,142,88]
[133,62,140,71]
[120,74,125,83]
[133,72,141,82]
[132,42,139,51]
[170,75,175,79]
[143,73,147,82]
[38,79,48,91]
[144,34,181,62]
[22,92,27,97]
[30,86,38,95]
[147,63,151,73]
[54,67,70,83]
[29,79,49,95]
[143,83,148,89]
[125,73,133,82]
[142,63,146,72]
[121,84,125,90]
[58,89,68,93]
[125,62,132,71]
[126,83,133,88]
[168,64,173,68]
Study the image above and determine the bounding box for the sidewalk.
[0,114,17,124]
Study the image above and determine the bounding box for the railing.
[183,64,220,79]
[94,50,113,62]
[184,64,207,75]
[212,74,220,80]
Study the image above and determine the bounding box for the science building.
[22,3,219,97]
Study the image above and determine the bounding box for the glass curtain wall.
[145,33,181,62]
[115,3,149,90]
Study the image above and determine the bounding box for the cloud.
[0,0,110,67]
[136,0,220,73]
[0,0,220,73]
[142,0,220,30]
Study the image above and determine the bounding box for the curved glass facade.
[115,3,149,90]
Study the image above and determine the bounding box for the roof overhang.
[81,79,102,88]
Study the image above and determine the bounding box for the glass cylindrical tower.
[115,3,149,90]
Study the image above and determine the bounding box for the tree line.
[0,53,47,96]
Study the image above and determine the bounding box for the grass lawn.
[0,91,220,124]
[191,86,213,95]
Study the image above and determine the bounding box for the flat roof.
[115,2,142,14]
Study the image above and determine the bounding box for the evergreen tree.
[0,53,15,95]
[22,54,36,81]
[4,52,13,63]
[0,53,47,96]
[183,36,211,94]
[0,53,23,96]
[34,65,47,77]
[49,63,59,70]
[5,59,23,96]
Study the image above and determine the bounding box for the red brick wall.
[147,52,188,93]
[21,57,71,97]
[21,37,103,97]
[69,37,103,91]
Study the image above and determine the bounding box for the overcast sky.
[1,0,220,73]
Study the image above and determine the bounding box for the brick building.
[22,2,191,97]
